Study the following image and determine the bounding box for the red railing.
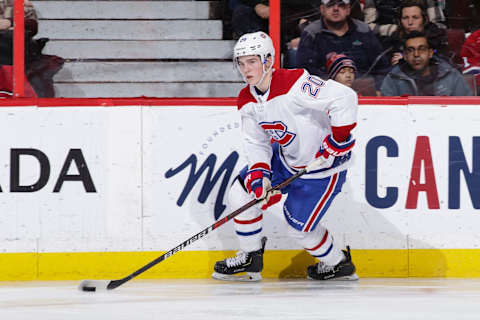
[1,96,480,107]
[9,0,480,102]
[13,0,25,97]
[269,0,281,69]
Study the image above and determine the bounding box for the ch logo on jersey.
[260,121,296,147]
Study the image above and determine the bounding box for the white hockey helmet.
[233,31,275,67]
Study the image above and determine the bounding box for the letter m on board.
[165,152,239,219]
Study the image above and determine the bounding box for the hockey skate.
[212,237,267,282]
[307,246,359,281]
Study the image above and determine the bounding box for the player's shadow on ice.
[278,251,316,278]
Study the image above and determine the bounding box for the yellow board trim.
[1,249,479,281]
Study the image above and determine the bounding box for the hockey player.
[212,31,358,282]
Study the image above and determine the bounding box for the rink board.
[1,249,479,280]
[0,97,479,280]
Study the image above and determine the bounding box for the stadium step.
[54,62,242,82]
[34,1,216,20]
[54,82,244,98]
[43,40,236,59]
[33,0,241,98]
[38,20,223,40]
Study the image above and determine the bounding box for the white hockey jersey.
[237,68,358,179]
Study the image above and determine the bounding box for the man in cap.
[297,0,391,94]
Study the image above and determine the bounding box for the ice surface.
[1,278,479,320]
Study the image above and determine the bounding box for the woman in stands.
[387,0,449,66]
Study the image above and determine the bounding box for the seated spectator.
[0,0,38,97]
[284,15,318,68]
[228,0,269,38]
[387,0,448,66]
[380,31,472,96]
[0,64,37,98]
[326,52,357,87]
[297,0,391,93]
[0,0,38,36]
[460,28,480,95]
[363,0,445,50]
[460,29,480,74]
[283,4,322,68]
[0,0,63,97]
[228,0,319,68]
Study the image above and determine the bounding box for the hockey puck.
[82,286,96,292]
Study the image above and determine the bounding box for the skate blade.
[334,273,359,281]
[307,273,359,281]
[211,272,262,282]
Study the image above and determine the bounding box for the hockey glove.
[245,164,282,210]
[313,134,355,170]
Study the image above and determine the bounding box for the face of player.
[401,6,424,33]
[334,67,355,87]
[237,55,272,86]
[320,1,350,24]
[404,37,433,73]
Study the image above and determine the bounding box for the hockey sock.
[234,213,263,252]
[228,179,264,252]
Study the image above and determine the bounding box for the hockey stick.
[79,158,324,292]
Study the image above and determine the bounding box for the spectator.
[297,0,391,93]
[0,0,40,65]
[363,0,445,50]
[380,31,472,96]
[227,0,319,68]
[0,0,63,97]
[228,0,269,38]
[387,0,448,66]
[460,28,480,95]
[0,0,38,97]
[283,15,318,68]
[326,52,357,87]
[460,29,480,74]
[0,0,37,35]
[0,63,37,97]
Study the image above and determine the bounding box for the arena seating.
[35,0,243,97]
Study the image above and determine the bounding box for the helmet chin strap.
[252,61,273,89]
